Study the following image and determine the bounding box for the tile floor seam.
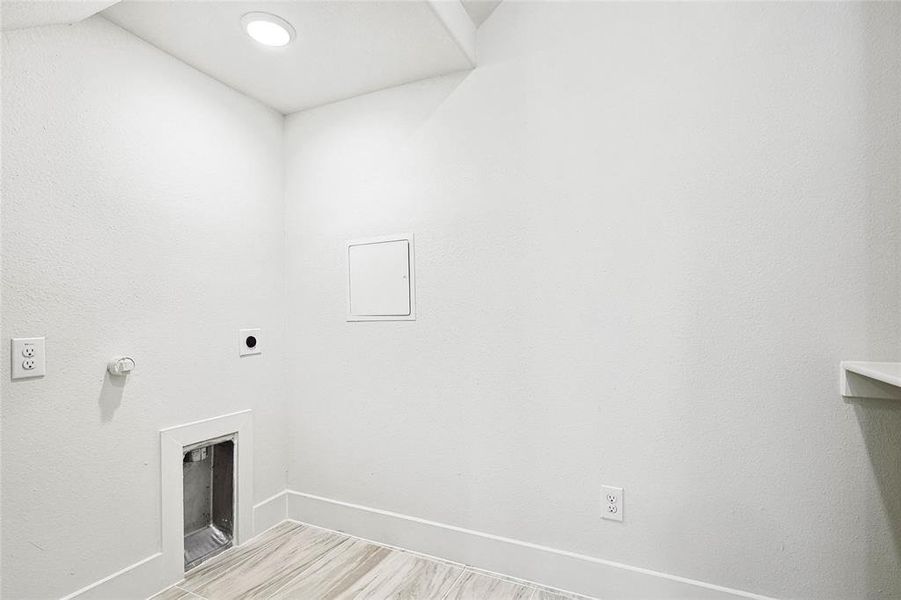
[465,565,540,591]
[437,566,470,600]
[256,530,356,599]
[255,535,359,600]
[462,563,587,599]
[442,569,535,600]
[174,584,206,599]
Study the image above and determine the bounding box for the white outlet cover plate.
[11,337,46,379]
[238,328,261,356]
[602,485,623,522]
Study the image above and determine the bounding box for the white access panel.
[347,233,415,321]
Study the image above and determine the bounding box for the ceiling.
[1,0,118,31]
[101,0,478,114]
[461,0,501,27]
[1,0,490,114]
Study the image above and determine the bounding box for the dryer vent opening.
[183,436,235,570]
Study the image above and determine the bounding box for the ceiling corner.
[1,0,121,31]
[460,0,502,28]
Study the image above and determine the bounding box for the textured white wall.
[284,3,901,599]
[1,16,287,599]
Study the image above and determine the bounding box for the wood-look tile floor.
[150,521,595,600]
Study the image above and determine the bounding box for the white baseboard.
[59,553,166,600]
[253,490,289,536]
[286,490,777,600]
[61,489,775,600]
[61,494,290,600]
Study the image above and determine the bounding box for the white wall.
[1,16,287,599]
[284,3,901,599]
[3,3,900,599]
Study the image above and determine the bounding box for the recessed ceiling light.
[241,12,295,47]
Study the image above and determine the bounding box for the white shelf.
[840,361,901,400]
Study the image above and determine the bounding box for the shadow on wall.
[98,371,126,422]
[851,400,901,579]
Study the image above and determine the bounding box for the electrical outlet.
[11,337,45,379]
[602,485,623,522]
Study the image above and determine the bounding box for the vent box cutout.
[183,436,235,570]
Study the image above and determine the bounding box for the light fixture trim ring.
[240,11,296,47]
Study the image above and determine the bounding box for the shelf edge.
[840,361,901,400]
